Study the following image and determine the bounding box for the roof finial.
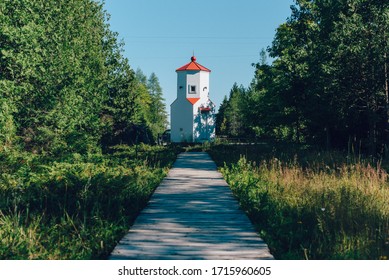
[191,51,196,62]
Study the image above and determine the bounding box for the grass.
[207,143,389,259]
[0,144,181,259]
[3,141,388,259]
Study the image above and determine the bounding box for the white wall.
[193,110,215,142]
[171,98,193,142]
[199,71,210,100]
[171,71,193,143]
[177,72,187,100]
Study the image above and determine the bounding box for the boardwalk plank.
[109,152,273,260]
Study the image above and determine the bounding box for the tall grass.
[0,144,180,259]
[209,143,389,259]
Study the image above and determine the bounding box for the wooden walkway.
[109,152,274,260]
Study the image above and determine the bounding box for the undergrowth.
[0,144,180,259]
[208,143,389,259]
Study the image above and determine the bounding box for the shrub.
[211,144,389,259]
[0,145,179,259]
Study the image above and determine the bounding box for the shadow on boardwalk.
[109,152,274,260]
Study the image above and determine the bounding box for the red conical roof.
[176,56,211,72]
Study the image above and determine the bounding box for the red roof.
[176,56,211,72]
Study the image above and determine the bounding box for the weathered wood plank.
[109,152,273,260]
[119,239,268,246]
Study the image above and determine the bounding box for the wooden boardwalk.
[109,152,274,260]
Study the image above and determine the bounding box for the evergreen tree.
[135,68,147,85]
[215,0,389,154]
[147,72,168,141]
[217,83,250,138]
[215,96,229,136]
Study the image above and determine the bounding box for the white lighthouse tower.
[170,56,215,143]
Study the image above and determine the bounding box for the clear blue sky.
[103,0,295,121]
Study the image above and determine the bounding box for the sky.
[103,0,295,121]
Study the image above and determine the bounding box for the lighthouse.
[170,56,215,143]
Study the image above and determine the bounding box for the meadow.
[0,144,180,259]
[2,141,388,260]
[207,143,389,259]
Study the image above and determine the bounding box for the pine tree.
[147,73,168,141]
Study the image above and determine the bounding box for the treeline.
[0,0,167,157]
[217,0,389,155]
[0,0,173,259]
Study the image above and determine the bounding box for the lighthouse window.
[188,85,196,94]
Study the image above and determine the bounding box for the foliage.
[208,143,389,259]
[213,4,389,260]
[147,73,169,140]
[0,0,171,259]
[216,83,252,138]
[133,69,168,142]
[216,0,389,155]
[1,0,108,154]
[0,145,179,259]
[0,97,17,151]
[1,0,167,154]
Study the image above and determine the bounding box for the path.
[109,152,274,260]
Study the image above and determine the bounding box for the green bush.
[0,145,179,259]
[210,144,389,259]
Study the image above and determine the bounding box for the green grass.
[4,141,388,259]
[0,144,181,259]
[207,143,389,259]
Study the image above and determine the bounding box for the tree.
[215,96,229,136]
[216,83,251,138]
[102,57,152,146]
[216,0,389,154]
[147,73,168,141]
[1,0,162,153]
[1,0,112,154]
[135,68,147,85]
[328,0,389,154]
